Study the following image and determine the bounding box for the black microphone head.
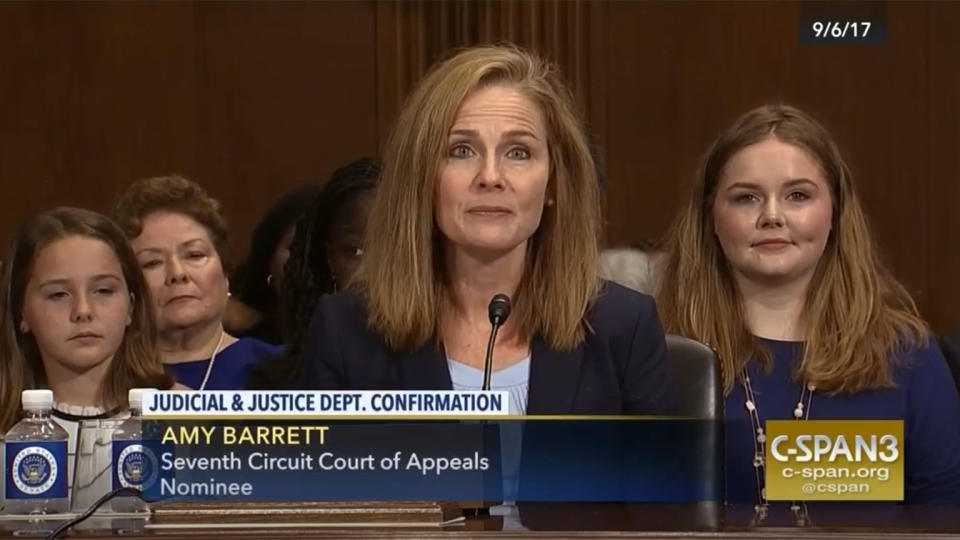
[488,294,511,325]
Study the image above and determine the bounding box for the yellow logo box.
[764,420,904,501]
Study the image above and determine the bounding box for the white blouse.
[52,403,129,510]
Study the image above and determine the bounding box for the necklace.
[198,330,226,391]
[741,368,816,523]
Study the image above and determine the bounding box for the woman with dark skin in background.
[226,185,322,345]
[246,158,379,389]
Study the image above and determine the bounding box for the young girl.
[658,104,960,505]
[0,207,174,500]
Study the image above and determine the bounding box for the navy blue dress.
[726,337,960,504]
[165,337,284,390]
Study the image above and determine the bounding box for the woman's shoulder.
[879,335,960,405]
[309,290,373,337]
[593,279,655,309]
[892,335,952,381]
[296,291,388,362]
[314,290,367,316]
[587,280,658,332]
[226,336,286,363]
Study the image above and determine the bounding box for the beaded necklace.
[741,368,816,524]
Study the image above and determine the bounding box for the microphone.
[482,294,511,391]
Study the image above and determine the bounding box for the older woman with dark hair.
[114,175,282,390]
[296,45,671,417]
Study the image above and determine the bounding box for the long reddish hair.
[658,104,927,395]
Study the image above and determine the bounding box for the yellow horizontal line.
[143,415,695,421]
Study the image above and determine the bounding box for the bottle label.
[5,441,68,499]
[112,441,158,491]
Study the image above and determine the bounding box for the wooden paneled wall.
[2,1,959,332]
[0,1,378,263]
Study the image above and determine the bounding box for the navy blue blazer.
[297,281,673,415]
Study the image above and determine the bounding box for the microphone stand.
[482,294,511,392]
[471,295,510,512]
[482,318,503,392]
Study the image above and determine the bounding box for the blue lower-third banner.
[131,419,720,503]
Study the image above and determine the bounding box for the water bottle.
[111,388,152,512]
[3,389,69,514]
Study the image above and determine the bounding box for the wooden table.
[2,503,958,538]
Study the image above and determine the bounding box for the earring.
[545,199,555,207]
[266,274,274,287]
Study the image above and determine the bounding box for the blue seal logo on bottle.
[113,443,158,490]
[6,442,67,498]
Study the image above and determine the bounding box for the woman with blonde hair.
[297,44,671,417]
[658,104,960,504]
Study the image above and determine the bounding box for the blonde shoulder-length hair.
[357,44,602,352]
[0,207,173,431]
[658,104,927,395]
